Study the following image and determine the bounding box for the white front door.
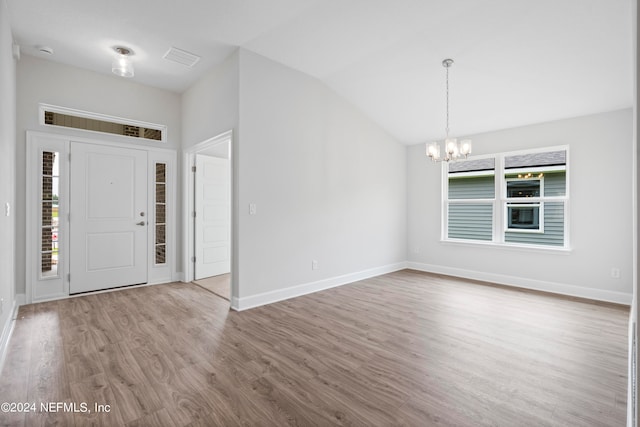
[195,154,230,280]
[69,142,148,293]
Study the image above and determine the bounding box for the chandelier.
[426,59,471,162]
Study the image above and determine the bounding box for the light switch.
[249,203,257,215]
[5,202,9,217]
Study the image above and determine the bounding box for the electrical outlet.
[312,260,319,270]
[249,203,257,215]
[611,268,620,279]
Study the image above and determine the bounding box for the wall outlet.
[312,260,318,270]
[611,268,620,279]
[249,203,257,215]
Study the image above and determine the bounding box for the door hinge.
[67,213,70,222]
[67,273,70,282]
[191,257,196,263]
[192,166,196,172]
[68,153,71,161]
[192,211,196,218]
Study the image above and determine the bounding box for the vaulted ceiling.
[7,0,633,144]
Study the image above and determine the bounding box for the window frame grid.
[442,145,570,250]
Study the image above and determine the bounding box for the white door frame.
[26,131,177,303]
[182,130,236,306]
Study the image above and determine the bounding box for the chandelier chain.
[445,64,450,137]
[426,58,471,163]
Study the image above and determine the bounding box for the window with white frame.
[444,147,568,248]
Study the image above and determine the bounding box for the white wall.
[408,109,634,303]
[236,49,407,305]
[181,51,239,288]
[181,51,239,150]
[15,55,181,295]
[0,0,16,352]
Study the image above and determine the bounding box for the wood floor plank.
[0,309,34,427]
[0,270,629,426]
[69,372,125,426]
[125,408,182,427]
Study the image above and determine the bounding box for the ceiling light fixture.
[112,46,134,78]
[427,59,471,162]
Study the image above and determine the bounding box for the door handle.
[136,221,146,226]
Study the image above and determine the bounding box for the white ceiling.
[6,0,633,144]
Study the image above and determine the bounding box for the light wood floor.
[0,270,629,426]
[193,274,230,301]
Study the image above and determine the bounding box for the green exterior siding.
[448,203,493,241]
[448,175,494,199]
[543,172,565,196]
[505,202,565,246]
[448,170,565,246]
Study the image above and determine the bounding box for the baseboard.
[407,261,632,305]
[230,296,241,312]
[0,296,21,376]
[233,262,408,311]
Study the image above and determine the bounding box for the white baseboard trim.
[0,296,22,376]
[407,262,632,305]
[233,262,408,311]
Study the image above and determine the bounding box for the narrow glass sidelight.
[41,151,60,278]
[155,163,167,265]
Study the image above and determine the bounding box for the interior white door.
[195,154,230,280]
[70,142,148,293]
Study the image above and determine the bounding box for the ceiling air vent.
[163,47,201,67]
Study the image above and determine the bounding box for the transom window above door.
[39,104,167,142]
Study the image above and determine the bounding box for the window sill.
[440,238,572,255]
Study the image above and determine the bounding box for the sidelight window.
[41,151,60,278]
[155,163,167,265]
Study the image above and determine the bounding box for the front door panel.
[70,142,147,293]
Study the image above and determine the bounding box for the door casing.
[182,130,238,309]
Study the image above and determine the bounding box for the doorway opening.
[183,131,235,306]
